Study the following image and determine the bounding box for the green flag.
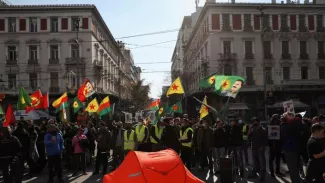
[55,102,69,114]
[171,101,182,114]
[214,75,245,98]
[17,87,32,110]
[199,72,217,88]
[72,97,83,113]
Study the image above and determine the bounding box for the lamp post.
[74,18,83,87]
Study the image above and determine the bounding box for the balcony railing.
[49,86,60,93]
[264,53,273,59]
[6,60,17,65]
[49,59,59,65]
[298,26,308,32]
[282,53,291,59]
[28,59,39,64]
[245,53,254,59]
[219,53,237,60]
[318,53,325,59]
[65,57,85,65]
[222,25,232,31]
[300,53,309,59]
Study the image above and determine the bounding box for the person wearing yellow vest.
[240,120,249,166]
[123,122,138,156]
[150,121,165,151]
[135,119,150,152]
[179,118,193,169]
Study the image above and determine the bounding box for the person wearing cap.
[179,118,193,169]
[0,126,23,183]
[150,121,165,152]
[123,122,138,155]
[229,119,244,178]
[248,117,268,181]
[44,124,65,183]
[135,119,149,152]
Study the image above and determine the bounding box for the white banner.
[282,100,295,114]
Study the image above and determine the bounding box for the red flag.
[3,104,16,127]
[77,78,95,102]
[41,93,49,109]
[26,89,43,113]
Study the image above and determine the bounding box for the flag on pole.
[85,98,99,113]
[41,93,49,109]
[166,77,185,96]
[199,72,217,88]
[3,104,16,127]
[72,97,83,114]
[52,92,68,108]
[147,99,160,111]
[171,100,183,114]
[78,78,95,102]
[214,75,245,98]
[17,87,32,110]
[25,89,43,113]
[98,96,111,117]
[199,96,209,120]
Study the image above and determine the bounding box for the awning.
[228,103,249,110]
[268,100,310,109]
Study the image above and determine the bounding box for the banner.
[282,100,295,114]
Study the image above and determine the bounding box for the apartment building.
[0,5,140,106]
[181,0,325,117]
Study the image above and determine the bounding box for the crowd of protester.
[0,112,325,183]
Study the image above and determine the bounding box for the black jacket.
[213,127,228,148]
[229,124,243,147]
[0,135,22,164]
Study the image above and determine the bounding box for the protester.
[93,122,111,175]
[72,127,88,175]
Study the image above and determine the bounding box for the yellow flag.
[166,77,185,97]
[199,96,209,120]
[85,98,99,113]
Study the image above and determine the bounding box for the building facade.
[180,0,325,118]
[0,5,140,104]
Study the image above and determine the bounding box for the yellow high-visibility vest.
[150,125,164,144]
[179,127,193,147]
[242,124,248,140]
[135,125,145,142]
[124,130,135,150]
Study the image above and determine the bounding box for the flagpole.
[94,92,111,121]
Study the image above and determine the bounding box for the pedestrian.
[240,119,249,166]
[179,118,193,169]
[93,122,111,175]
[44,124,65,183]
[72,126,88,176]
[123,122,138,155]
[229,119,244,178]
[27,121,39,177]
[212,120,227,174]
[197,120,213,174]
[111,121,125,170]
[150,121,164,152]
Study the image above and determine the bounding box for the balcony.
[263,53,273,59]
[280,26,290,32]
[49,86,60,93]
[65,57,85,65]
[93,60,103,68]
[244,53,254,59]
[218,53,237,60]
[300,53,309,59]
[281,53,291,60]
[222,25,232,31]
[298,26,308,32]
[49,59,59,65]
[243,25,253,32]
[6,60,17,65]
[28,59,39,65]
[317,27,325,32]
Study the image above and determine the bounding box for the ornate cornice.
[4,39,19,45]
[25,39,41,44]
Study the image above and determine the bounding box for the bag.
[77,136,89,151]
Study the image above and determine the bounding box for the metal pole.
[117,53,122,121]
[76,18,81,88]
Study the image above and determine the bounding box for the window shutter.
[290,15,296,30]
[40,18,47,30]
[61,18,68,30]
[82,18,88,29]
[254,15,260,30]
[272,15,279,30]
[232,14,241,30]
[308,15,315,30]
[211,14,220,30]
[0,19,4,31]
[19,18,26,31]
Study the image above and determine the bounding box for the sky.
[10,0,278,98]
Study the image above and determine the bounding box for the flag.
[78,78,95,102]
[3,104,16,127]
[199,72,217,88]
[72,97,83,114]
[85,98,99,113]
[166,77,185,97]
[199,96,209,120]
[158,107,164,117]
[55,102,69,114]
[25,90,43,113]
[98,96,111,117]
[61,102,67,122]
[214,75,245,98]
[41,93,49,109]
[0,105,3,115]
[17,87,32,110]
[171,101,183,114]
[52,92,68,108]
[147,99,160,111]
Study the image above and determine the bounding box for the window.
[95,49,99,60]
[50,45,59,60]
[262,14,270,29]
[319,67,325,79]
[317,15,323,28]
[318,41,325,58]
[263,41,272,59]
[50,17,58,32]
[283,67,290,80]
[8,74,16,88]
[299,15,306,31]
[8,17,16,32]
[71,44,79,58]
[282,41,290,59]
[50,72,59,87]
[300,41,308,58]
[7,46,17,62]
[222,14,230,30]
[71,17,80,31]
[224,64,232,75]
[29,45,37,60]
[281,14,288,27]
[265,67,272,84]
[246,67,254,85]
[244,14,251,27]
[301,67,308,79]
[223,41,231,55]
[29,17,37,32]
[29,73,38,88]
[245,41,253,58]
